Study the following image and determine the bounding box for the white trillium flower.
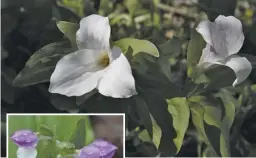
[196,15,252,86]
[49,14,137,98]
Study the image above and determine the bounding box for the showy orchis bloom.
[49,14,137,98]
[196,15,252,86]
[79,139,117,158]
[10,129,38,158]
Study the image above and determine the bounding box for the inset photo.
[7,114,124,158]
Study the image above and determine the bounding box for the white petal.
[97,47,137,98]
[17,147,37,158]
[76,14,111,50]
[196,20,214,45]
[215,15,244,55]
[49,49,106,96]
[213,55,252,86]
[196,19,228,57]
[198,44,224,68]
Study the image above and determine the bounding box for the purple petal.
[92,139,118,158]
[79,144,101,158]
[11,130,38,148]
[79,139,117,158]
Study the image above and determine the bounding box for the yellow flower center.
[98,52,110,67]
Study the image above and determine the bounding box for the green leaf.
[140,92,178,156]
[189,97,218,156]
[189,94,236,157]
[150,114,162,148]
[202,146,217,157]
[158,37,182,80]
[187,29,206,78]
[84,116,94,145]
[202,65,236,89]
[39,124,54,137]
[191,64,237,91]
[56,141,76,156]
[37,138,58,158]
[13,41,75,87]
[75,90,98,105]
[133,56,184,99]
[159,37,182,57]
[79,95,126,113]
[50,94,78,112]
[56,21,79,47]
[166,97,190,153]
[138,114,162,149]
[216,90,236,156]
[70,118,86,148]
[216,90,236,130]
[113,38,160,57]
[138,129,150,142]
[134,96,153,138]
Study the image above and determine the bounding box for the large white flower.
[196,15,252,86]
[49,14,137,98]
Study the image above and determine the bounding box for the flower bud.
[11,130,38,148]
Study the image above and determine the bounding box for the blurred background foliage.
[1,0,256,157]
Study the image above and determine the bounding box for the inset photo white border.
[6,113,125,158]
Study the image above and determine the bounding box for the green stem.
[187,84,201,97]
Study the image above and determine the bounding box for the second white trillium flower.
[196,15,252,86]
[49,14,137,98]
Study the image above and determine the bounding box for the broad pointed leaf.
[158,37,182,80]
[189,94,236,157]
[138,114,162,149]
[166,97,190,153]
[187,29,206,78]
[13,41,75,87]
[50,94,78,113]
[56,21,79,47]
[140,92,177,156]
[151,114,162,148]
[113,38,159,57]
[189,97,219,156]
[134,96,153,138]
